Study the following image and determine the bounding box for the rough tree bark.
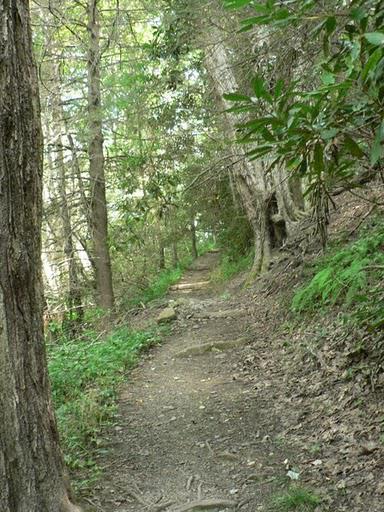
[202,24,271,274]
[0,2,81,511]
[87,0,114,310]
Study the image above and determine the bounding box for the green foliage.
[198,238,217,255]
[271,486,321,511]
[131,267,184,305]
[128,257,193,306]
[211,250,253,282]
[48,327,159,470]
[292,219,384,327]
[223,0,384,239]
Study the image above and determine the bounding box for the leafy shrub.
[223,0,384,241]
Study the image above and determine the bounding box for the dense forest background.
[33,0,384,326]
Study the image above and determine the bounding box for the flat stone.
[157,307,177,324]
[199,309,246,319]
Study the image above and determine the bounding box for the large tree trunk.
[202,24,271,274]
[0,2,80,511]
[87,0,114,310]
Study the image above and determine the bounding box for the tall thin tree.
[87,0,115,310]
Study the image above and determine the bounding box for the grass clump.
[292,218,384,326]
[271,486,321,511]
[129,253,196,306]
[211,250,253,283]
[48,326,158,471]
[131,266,184,305]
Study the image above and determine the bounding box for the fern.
[292,219,384,323]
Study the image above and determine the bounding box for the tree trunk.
[172,241,179,267]
[201,24,271,273]
[190,219,198,259]
[47,63,84,335]
[0,2,80,511]
[56,135,84,334]
[87,0,114,310]
[159,244,166,270]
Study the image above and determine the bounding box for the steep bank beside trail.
[86,204,384,512]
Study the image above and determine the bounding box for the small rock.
[157,307,177,324]
[287,470,300,480]
[336,479,347,490]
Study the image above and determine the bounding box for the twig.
[126,490,148,507]
[348,205,375,236]
[115,483,148,508]
[205,440,215,456]
[186,476,194,491]
[83,497,103,511]
[237,498,251,509]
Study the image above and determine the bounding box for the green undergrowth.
[47,326,159,478]
[130,266,185,305]
[211,250,253,282]
[128,254,197,306]
[270,486,321,511]
[292,217,384,329]
[128,243,216,306]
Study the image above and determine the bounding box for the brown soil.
[85,193,384,512]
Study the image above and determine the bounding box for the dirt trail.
[90,251,291,512]
[88,198,384,512]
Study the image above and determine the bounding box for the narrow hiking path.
[90,251,292,512]
[87,247,384,512]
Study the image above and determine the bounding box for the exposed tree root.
[198,309,246,319]
[174,338,250,358]
[170,281,210,291]
[170,498,237,512]
[152,500,175,511]
[60,494,83,512]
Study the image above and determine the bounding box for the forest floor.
[86,197,384,512]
